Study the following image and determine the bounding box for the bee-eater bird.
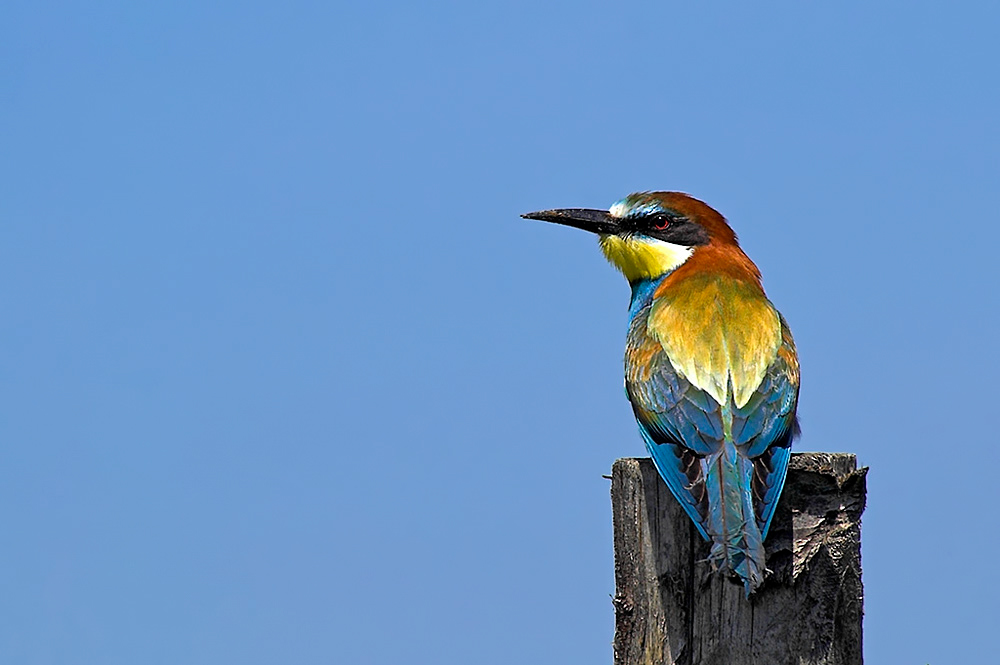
[522,192,799,595]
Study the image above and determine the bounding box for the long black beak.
[521,208,620,235]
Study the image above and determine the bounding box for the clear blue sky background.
[2,2,998,663]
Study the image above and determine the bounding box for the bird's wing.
[625,315,723,539]
[733,314,800,536]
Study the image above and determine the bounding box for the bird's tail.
[703,441,766,596]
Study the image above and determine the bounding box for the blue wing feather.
[637,419,711,539]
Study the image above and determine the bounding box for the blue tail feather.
[703,441,766,596]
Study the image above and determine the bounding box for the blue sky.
[3,1,998,663]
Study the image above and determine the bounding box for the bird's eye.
[652,214,671,230]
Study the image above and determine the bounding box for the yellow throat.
[599,235,694,282]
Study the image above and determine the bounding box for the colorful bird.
[522,192,799,595]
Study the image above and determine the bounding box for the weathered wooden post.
[611,452,867,665]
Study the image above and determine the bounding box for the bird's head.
[523,191,744,283]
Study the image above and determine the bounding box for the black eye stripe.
[637,211,710,246]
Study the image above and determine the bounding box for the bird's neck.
[628,274,670,321]
[625,241,766,323]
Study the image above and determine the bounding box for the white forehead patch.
[609,195,665,220]
[609,200,629,219]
